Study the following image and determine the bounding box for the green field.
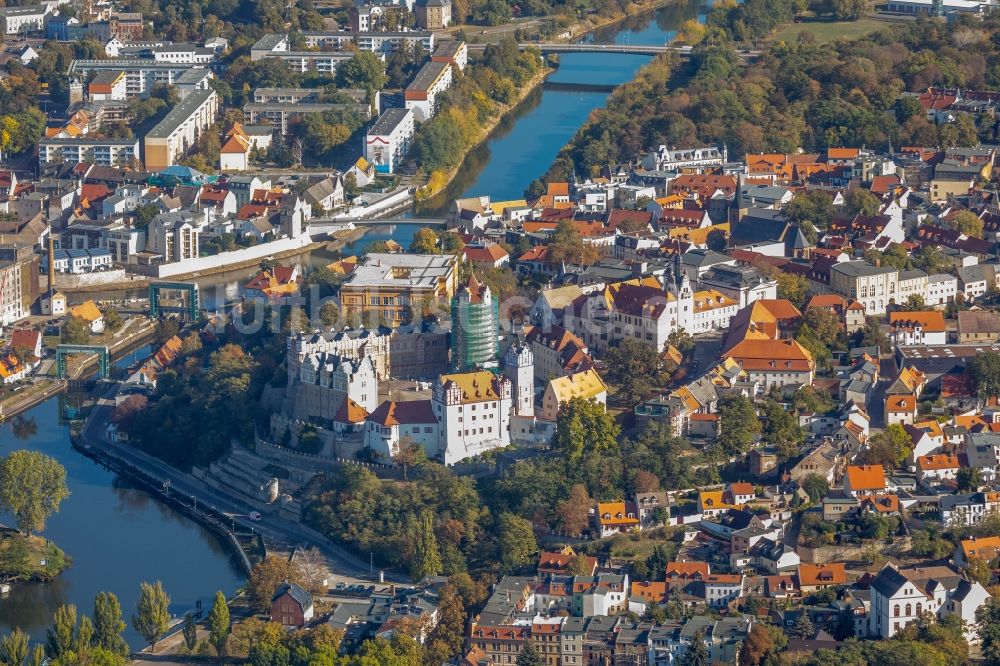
[770,17,889,45]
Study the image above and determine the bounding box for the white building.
[39,137,139,167]
[690,289,739,334]
[0,5,47,35]
[868,564,990,643]
[829,262,899,315]
[502,341,534,418]
[404,61,452,122]
[143,88,218,170]
[926,273,958,306]
[147,211,200,262]
[365,108,414,174]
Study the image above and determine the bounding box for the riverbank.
[415,65,554,202]
[562,0,684,42]
[0,529,69,583]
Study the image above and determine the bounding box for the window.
[894,605,900,617]
[905,603,911,616]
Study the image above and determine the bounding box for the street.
[80,383,409,585]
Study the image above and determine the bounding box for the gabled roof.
[846,464,886,491]
[798,563,846,587]
[69,300,102,323]
[272,581,312,607]
[367,399,436,426]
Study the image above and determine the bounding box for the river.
[1,0,709,645]
[0,347,244,646]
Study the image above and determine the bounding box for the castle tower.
[503,341,534,417]
[451,273,499,372]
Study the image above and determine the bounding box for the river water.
[2,0,709,645]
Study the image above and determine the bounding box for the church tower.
[503,341,534,417]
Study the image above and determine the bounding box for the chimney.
[47,236,55,298]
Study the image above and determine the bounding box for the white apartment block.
[39,137,139,167]
[926,273,958,306]
[365,108,414,174]
[829,261,899,315]
[69,60,203,98]
[143,88,218,170]
[404,60,452,122]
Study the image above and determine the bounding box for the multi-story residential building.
[0,254,26,326]
[431,39,466,70]
[451,274,499,371]
[0,5,47,35]
[365,108,414,174]
[523,324,592,383]
[143,88,218,170]
[243,102,372,137]
[88,70,128,100]
[404,60,452,122]
[340,253,458,327]
[416,0,451,29]
[698,264,777,308]
[39,137,139,167]
[69,60,203,97]
[147,211,199,262]
[690,289,739,334]
[926,273,958,306]
[896,268,928,304]
[829,261,899,315]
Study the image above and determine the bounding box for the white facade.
[926,273,958,306]
[365,108,414,174]
[830,262,899,315]
[502,342,534,417]
[39,138,139,167]
[433,371,512,465]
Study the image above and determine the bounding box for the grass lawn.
[770,17,888,45]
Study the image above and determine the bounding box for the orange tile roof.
[630,581,668,603]
[961,535,1000,561]
[667,561,709,578]
[846,464,886,491]
[596,501,639,527]
[69,300,102,323]
[729,482,754,496]
[889,311,946,333]
[917,453,961,471]
[797,563,846,587]
[860,494,900,514]
[724,338,814,371]
[885,393,916,414]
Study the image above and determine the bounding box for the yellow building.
[339,253,458,326]
[539,368,608,422]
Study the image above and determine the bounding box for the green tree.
[336,51,388,91]
[783,190,834,235]
[61,315,91,345]
[717,394,760,454]
[182,613,198,652]
[706,228,728,252]
[762,399,804,462]
[498,513,537,573]
[408,511,442,582]
[800,473,829,503]
[957,466,983,492]
[0,628,29,666]
[682,630,710,666]
[843,188,882,217]
[92,592,128,658]
[970,351,1000,397]
[791,612,816,638]
[553,396,620,462]
[792,385,834,414]
[776,272,810,308]
[516,640,543,666]
[132,581,170,653]
[604,338,668,405]
[945,210,984,237]
[862,424,912,469]
[46,605,76,659]
[0,451,69,535]
[979,598,1000,666]
[207,591,230,661]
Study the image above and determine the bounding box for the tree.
[46,605,76,659]
[62,315,91,345]
[552,396,620,462]
[858,316,889,353]
[336,51,388,91]
[0,450,69,535]
[970,351,1000,397]
[776,272,810,308]
[901,294,927,311]
[978,598,1000,666]
[603,338,667,405]
[957,466,983,492]
[498,513,537,573]
[842,188,881,217]
[738,624,775,666]
[706,228,727,252]
[682,630,709,666]
[968,558,993,586]
[132,581,170,653]
[0,628,29,666]
[862,424,912,469]
[410,227,439,254]
[547,219,598,266]
[207,591,230,661]
[247,556,303,611]
[717,394,760,454]
[182,613,198,653]
[92,592,128,658]
[947,210,985,238]
[408,511,442,582]
[554,484,590,535]
[516,640,543,666]
[792,385,834,414]
[791,611,816,638]
[783,190,835,234]
[761,399,804,462]
[800,473,829,503]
